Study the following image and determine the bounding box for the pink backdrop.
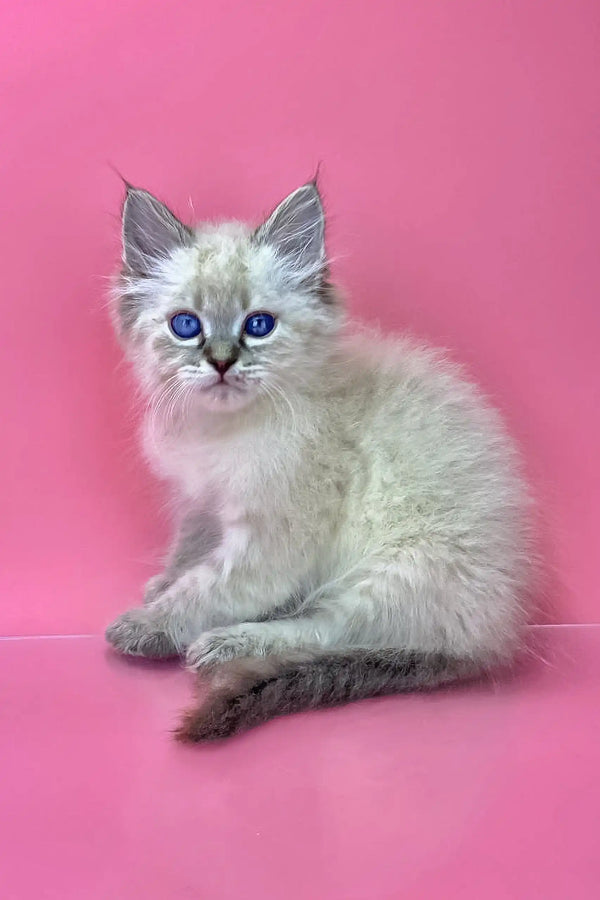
[1,0,598,635]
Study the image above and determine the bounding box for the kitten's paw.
[185,625,265,670]
[105,609,179,659]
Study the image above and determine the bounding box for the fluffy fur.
[106,180,535,740]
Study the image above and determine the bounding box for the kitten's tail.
[175,650,483,742]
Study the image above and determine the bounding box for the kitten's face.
[114,184,341,413]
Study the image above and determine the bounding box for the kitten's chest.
[147,417,361,606]
[146,414,349,576]
[145,417,296,513]
[170,432,311,579]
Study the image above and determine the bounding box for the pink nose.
[208,357,234,375]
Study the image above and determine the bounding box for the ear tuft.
[121,187,192,275]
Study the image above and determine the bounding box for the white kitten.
[106,181,535,740]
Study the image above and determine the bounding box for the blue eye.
[244,312,276,338]
[170,312,202,339]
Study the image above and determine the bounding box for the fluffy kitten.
[106,180,535,741]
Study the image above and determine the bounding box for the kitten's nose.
[209,357,234,375]
[205,341,239,376]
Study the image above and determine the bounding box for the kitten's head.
[113,182,342,413]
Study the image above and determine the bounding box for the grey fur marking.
[170,509,223,572]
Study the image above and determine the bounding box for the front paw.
[105,608,179,659]
[185,625,264,670]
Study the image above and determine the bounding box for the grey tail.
[175,650,482,742]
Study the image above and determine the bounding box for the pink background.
[1,0,599,635]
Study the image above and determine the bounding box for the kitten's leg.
[106,508,226,658]
[184,565,403,668]
[185,556,514,669]
[106,564,217,658]
[142,572,174,606]
[185,617,329,668]
[142,507,223,606]
[185,592,369,669]
[107,561,298,659]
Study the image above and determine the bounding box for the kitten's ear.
[254,183,326,277]
[121,187,192,275]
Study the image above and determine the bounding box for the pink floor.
[2,627,599,899]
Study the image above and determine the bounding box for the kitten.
[106,180,535,741]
